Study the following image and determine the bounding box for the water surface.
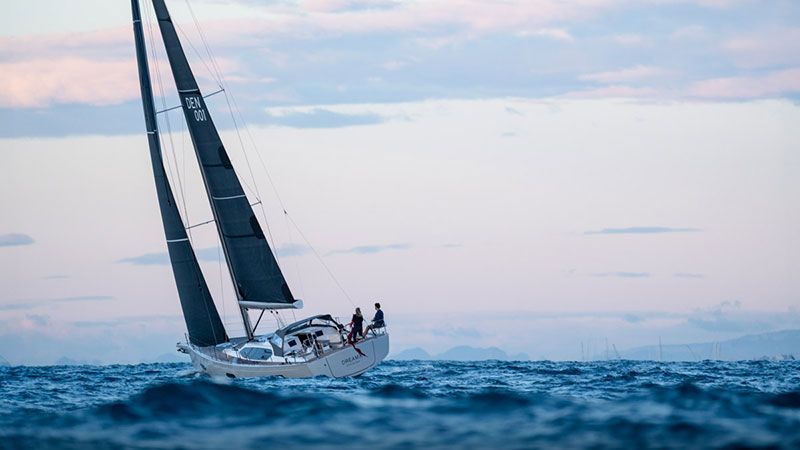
[1,360,799,449]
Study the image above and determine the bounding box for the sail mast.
[150,0,301,340]
[132,0,227,346]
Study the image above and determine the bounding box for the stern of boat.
[323,332,390,377]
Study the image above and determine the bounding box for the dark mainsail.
[132,0,227,347]
[150,0,298,331]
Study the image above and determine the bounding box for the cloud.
[263,108,386,128]
[685,300,762,333]
[0,233,35,247]
[593,272,651,278]
[0,295,114,311]
[327,243,411,255]
[2,0,798,137]
[117,247,222,266]
[41,275,70,280]
[584,226,701,235]
[24,314,51,327]
[674,272,705,279]
[72,314,182,329]
[722,28,800,68]
[561,85,659,99]
[116,251,171,266]
[276,243,311,257]
[688,68,800,99]
[579,65,667,83]
[516,27,574,41]
[0,58,137,108]
[622,314,645,323]
[118,243,309,266]
[223,0,614,36]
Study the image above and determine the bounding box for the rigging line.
[183,0,322,314]
[171,15,271,245]
[172,15,266,212]
[181,0,285,270]
[170,12,272,208]
[220,88,283,269]
[184,0,226,89]
[285,212,356,307]
[186,218,215,230]
[285,212,305,299]
[143,6,220,347]
[155,88,224,114]
[213,71,351,309]
[216,82,297,270]
[251,309,266,337]
[185,201,260,230]
[179,97,190,239]
[226,95,294,274]
[144,0,192,237]
[217,244,226,329]
[174,22,222,89]
[180,1,259,201]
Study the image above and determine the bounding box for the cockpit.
[268,315,346,359]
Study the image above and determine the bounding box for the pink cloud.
[200,0,616,38]
[0,57,138,108]
[0,0,617,109]
[579,65,668,83]
[688,68,800,99]
[0,27,131,62]
[517,28,575,41]
[561,85,660,99]
[0,23,242,109]
[722,28,800,69]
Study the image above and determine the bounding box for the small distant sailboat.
[131,0,389,378]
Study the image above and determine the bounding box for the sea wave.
[1,360,799,449]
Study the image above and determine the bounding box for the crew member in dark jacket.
[364,302,385,337]
[348,307,364,343]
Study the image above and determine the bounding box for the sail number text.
[184,96,207,122]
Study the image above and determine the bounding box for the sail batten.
[150,0,298,335]
[132,0,227,347]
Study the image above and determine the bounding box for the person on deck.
[348,307,364,343]
[364,302,385,337]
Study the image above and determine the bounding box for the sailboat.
[130,0,389,378]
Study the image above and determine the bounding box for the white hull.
[182,333,389,378]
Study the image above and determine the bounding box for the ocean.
[1,360,799,449]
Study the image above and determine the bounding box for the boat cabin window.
[288,339,298,347]
[239,347,272,361]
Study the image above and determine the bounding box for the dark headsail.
[153,0,297,325]
[151,0,299,330]
[132,0,227,347]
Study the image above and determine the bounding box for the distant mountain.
[391,347,431,360]
[624,329,800,361]
[0,355,10,367]
[437,346,509,361]
[391,346,529,361]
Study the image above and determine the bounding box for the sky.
[0,0,798,365]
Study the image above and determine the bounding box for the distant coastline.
[390,329,800,362]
